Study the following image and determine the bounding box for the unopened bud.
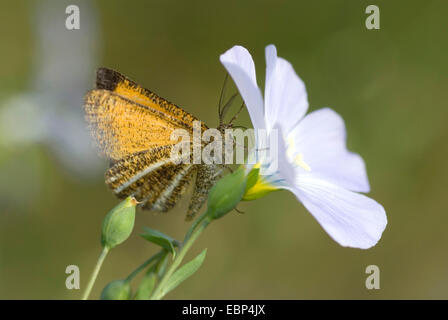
[207,166,247,220]
[101,196,137,249]
[100,279,131,300]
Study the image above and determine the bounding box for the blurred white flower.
[220,44,387,249]
[0,0,102,178]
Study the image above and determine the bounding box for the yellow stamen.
[294,153,311,172]
[286,136,311,172]
[286,137,295,158]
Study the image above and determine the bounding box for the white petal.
[291,175,387,249]
[220,46,265,130]
[289,107,370,193]
[264,44,308,134]
[260,125,296,187]
[272,125,296,186]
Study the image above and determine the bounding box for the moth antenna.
[220,92,238,120]
[218,73,229,125]
[232,125,248,130]
[229,102,245,125]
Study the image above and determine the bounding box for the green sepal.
[245,166,260,192]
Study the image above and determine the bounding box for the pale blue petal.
[288,107,370,193]
[220,46,265,130]
[264,44,308,134]
[291,175,387,249]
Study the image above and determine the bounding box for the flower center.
[242,163,279,201]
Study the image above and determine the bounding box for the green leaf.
[134,269,157,300]
[140,228,177,257]
[162,248,207,296]
[156,253,169,278]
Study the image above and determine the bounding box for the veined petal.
[264,44,308,134]
[291,175,387,249]
[288,107,370,193]
[255,124,296,188]
[274,126,296,187]
[243,125,295,202]
[220,45,265,130]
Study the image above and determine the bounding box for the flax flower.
[220,45,387,249]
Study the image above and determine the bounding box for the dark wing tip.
[96,67,123,90]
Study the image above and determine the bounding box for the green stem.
[82,246,109,300]
[125,250,165,282]
[150,218,211,300]
[184,209,209,242]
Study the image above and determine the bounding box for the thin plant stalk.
[125,250,165,282]
[81,247,109,300]
[149,217,211,300]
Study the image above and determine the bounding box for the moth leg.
[234,206,245,214]
[186,164,224,220]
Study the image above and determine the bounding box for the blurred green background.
[0,0,447,299]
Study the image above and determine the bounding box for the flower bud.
[101,196,137,249]
[207,166,247,220]
[100,280,131,300]
[134,271,157,300]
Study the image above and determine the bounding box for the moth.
[84,68,241,220]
